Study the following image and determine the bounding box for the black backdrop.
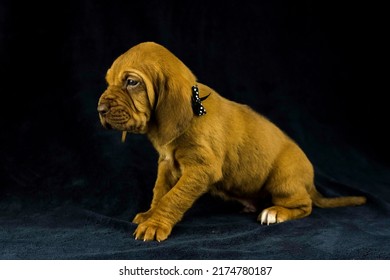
[1,0,389,259]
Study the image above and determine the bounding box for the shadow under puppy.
[97,42,366,242]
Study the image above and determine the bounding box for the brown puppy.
[97,42,366,242]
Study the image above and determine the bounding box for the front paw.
[132,210,153,224]
[133,220,172,242]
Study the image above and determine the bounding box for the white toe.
[260,209,277,225]
[260,209,268,224]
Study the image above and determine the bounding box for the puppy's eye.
[126,78,139,87]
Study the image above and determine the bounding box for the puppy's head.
[97,42,196,144]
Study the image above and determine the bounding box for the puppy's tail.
[310,187,367,208]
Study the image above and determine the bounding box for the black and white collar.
[191,85,210,116]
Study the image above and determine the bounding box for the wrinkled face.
[97,42,196,145]
[97,69,152,134]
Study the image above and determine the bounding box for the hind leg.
[258,144,314,225]
[258,186,312,225]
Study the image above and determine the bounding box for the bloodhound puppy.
[97,42,366,242]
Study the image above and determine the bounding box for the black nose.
[97,103,109,114]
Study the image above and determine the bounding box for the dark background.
[1,0,389,259]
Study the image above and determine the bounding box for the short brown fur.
[97,42,366,241]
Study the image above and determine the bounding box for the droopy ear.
[153,74,194,145]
